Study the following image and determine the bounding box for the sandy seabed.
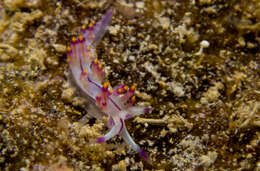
[0,0,259,170]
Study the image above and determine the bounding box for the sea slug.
[66,9,151,163]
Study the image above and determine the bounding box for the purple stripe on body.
[87,76,101,88]
[108,96,121,111]
[79,57,84,72]
[118,118,124,134]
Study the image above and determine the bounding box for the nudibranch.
[67,9,151,163]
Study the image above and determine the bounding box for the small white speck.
[200,40,210,48]
[129,55,135,61]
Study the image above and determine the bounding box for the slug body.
[67,10,150,163]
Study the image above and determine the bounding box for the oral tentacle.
[121,126,151,163]
[92,117,124,143]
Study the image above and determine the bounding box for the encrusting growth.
[67,9,151,163]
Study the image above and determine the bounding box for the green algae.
[0,0,259,170]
